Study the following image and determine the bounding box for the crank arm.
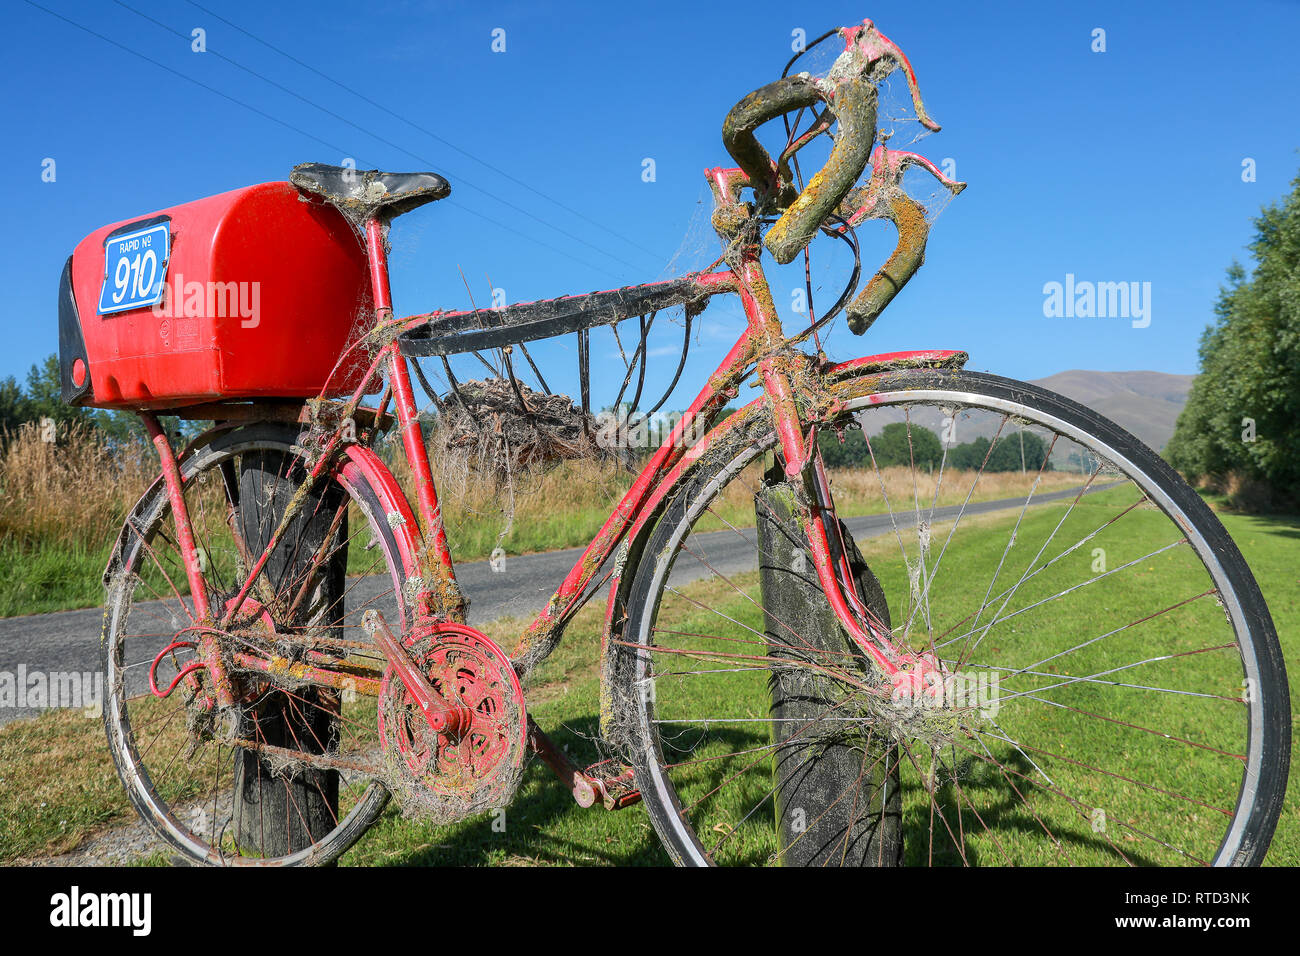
[362,610,472,737]
[528,718,641,811]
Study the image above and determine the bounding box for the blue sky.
[5,0,1299,410]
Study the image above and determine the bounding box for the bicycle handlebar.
[720,19,956,317]
[722,74,878,266]
[721,75,822,201]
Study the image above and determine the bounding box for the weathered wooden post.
[231,450,342,857]
[757,461,901,865]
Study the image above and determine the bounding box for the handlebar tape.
[721,75,879,264]
[844,191,930,334]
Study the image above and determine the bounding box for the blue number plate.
[98,219,171,315]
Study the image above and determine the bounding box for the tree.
[1,353,193,450]
[818,422,943,469]
[949,435,991,471]
[22,355,91,432]
[947,430,1051,473]
[870,422,943,468]
[1023,431,1053,472]
[0,376,25,436]
[1166,167,1300,507]
[817,427,871,467]
[0,355,92,443]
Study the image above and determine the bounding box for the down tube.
[509,328,755,677]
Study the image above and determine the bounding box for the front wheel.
[617,370,1289,866]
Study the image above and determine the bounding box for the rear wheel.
[619,370,1289,866]
[102,424,410,865]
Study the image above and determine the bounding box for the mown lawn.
[1,500,1294,866]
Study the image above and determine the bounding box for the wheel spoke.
[621,377,1280,866]
[103,436,395,865]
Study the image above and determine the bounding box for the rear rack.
[396,275,710,357]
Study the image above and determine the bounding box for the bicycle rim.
[621,370,1289,866]
[102,425,408,865]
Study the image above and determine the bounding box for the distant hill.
[853,370,1195,466]
[1027,370,1195,453]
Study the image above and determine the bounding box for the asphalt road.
[0,483,1110,724]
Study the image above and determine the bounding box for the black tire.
[618,369,1289,866]
[102,423,409,866]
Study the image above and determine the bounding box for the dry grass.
[0,421,1092,617]
[698,460,1092,533]
[0,423,155,616]
[0,419,1085,559]
[0,421,151,551]
[825,463,1089,514]
[406,446,1092,561]
[387,445,634,561]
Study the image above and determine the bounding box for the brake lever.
[836,144,967,335]
[840,145,966,228]
[841,19,941,133]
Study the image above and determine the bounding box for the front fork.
[738,259,941,696]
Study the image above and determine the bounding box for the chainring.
[377,622,528,823]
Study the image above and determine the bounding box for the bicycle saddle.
[290,162,451,225]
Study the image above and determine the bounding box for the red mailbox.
[59,181,374,409]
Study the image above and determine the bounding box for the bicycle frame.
[90,18,1288,868]
[138,180,961,743]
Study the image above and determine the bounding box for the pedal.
[585,759,641,810]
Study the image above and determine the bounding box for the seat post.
[361,217,467,622]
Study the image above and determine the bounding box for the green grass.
[0,705,128,861]
[1,499,1295,865]
[0,539,113,617]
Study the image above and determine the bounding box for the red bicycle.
[60,19,1288,865]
